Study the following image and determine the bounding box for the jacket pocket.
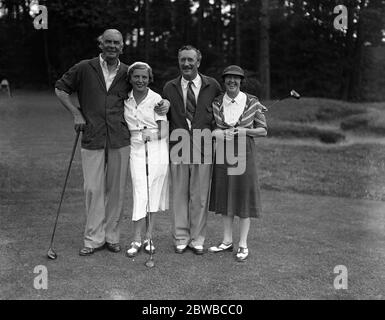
[82,123,94,143]
[206,104,213,113]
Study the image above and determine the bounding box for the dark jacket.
[55,57,130,150]
[163,74,222,163]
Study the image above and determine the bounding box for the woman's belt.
[130,128,159,138]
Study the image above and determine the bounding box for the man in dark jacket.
[163,45,222,255]
[55,29,169,256]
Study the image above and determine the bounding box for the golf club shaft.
[143,129,153,261]
[49,130,80,246]
[268,95,291,108]
[268,90,300,108]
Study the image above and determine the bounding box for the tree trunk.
[340,0,357,100]
[259,0,270,99]
[214,0,223,65]
[235,1,241,65]
[43,30,52,86]
[197,0,204,48]
[144,0,150,62]
[349,13,364,101]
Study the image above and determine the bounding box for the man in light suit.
[163,45,222,255]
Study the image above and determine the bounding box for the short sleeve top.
[124,88,167,131]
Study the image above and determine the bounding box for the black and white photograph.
[0,0,385,306]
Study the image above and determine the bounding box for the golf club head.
[290,90,301,99]
[47,247,57,260]
[145,258,155,268]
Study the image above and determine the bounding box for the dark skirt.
[209,136,262,218]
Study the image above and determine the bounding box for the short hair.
[178,45,202,62]
[127,62,154,83]
[99,29,123,45]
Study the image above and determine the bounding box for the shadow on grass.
[341,110,385,135]
[266,97,366,123]
[268,121,346,143]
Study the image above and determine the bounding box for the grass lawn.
[0,92,384,300]
[266,97,385,143]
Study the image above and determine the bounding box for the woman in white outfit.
[124,62,169,257]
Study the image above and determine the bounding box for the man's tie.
[186,81,196,123]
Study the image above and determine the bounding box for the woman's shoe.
[208,242,233,253]
[143,239,155,254]
[236,247,249,262]
[126,241,142,258]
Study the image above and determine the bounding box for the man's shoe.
[208,242,233,253]
[106,242,121,253]
[79,244,105,256]
[188,244,204,255]
[175,244,187,254]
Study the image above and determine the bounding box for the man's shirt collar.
[99,54,121,70]
[181,74,201,89]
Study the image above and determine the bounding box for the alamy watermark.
[333,5,348,31]
[150,127,247,175]
[33,265,48,290]
[32,5,48,30]
[333,265,348,290]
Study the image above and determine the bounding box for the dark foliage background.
[0,0,384,101]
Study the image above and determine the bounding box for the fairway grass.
[1,92,385,300]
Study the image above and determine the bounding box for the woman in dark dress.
[208,65,267,262]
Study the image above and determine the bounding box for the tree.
[259,0,270,99]
[235,0,241,65]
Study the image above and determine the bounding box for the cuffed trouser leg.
[104,146,130,244]
[189,164,211,247]
[170,164,190,246]
[81,148,106,248]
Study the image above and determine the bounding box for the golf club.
[143,127,155,268]
[264,89,301,109]
[47,129,81,260]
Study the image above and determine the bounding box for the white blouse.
[124,88,167,131]
[223,91,247,126]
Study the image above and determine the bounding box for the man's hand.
[55,88,86,133]
[154,99,170,116]
[212,129,224,140]
[74,114,86,133]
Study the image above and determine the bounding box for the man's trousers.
[80,146,130,248]
[170,163,212,247]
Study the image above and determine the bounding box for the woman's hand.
[234,127,248,136]
[212,128,238,140]
[224,128,237,140]
[141,128,158,142]
[236,126,267,137]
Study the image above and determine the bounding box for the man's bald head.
[102,29,123,44]
[98,29,124,63]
